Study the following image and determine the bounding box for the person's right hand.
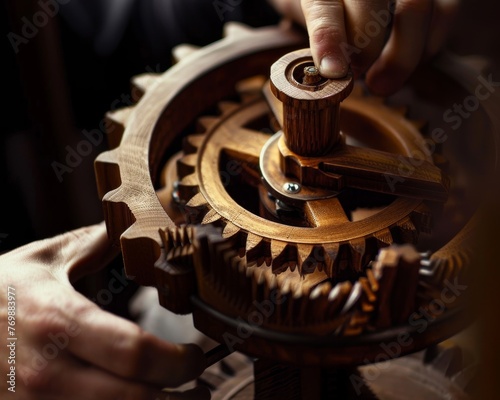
[269,0,459,96]
[0,223,208,400]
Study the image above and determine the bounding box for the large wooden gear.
[95,22,499,399]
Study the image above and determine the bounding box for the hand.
[269,0,459,95]
[0,223,208,399]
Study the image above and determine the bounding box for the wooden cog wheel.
[94,22,497,356]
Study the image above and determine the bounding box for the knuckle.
[114,327,151,378]
[309,21,344,45]
[28,308,67,339]
[22,365,54,394]
[27,297,88,340]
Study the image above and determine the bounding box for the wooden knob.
[270,49,353,157]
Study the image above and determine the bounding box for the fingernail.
[320,55,348,78]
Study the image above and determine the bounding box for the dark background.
[1,1,499,398]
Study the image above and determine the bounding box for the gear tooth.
[277,274,292,295]
[372,245,421,328]
[411,203,433,233]
[251,268,267,305]
[176,153,197,179]
[310,281,332,300]
[217,101,240,115]
[177,173,199,203]
[323,243,340,279]
[180,225,192,245]
[172,43,201,63]
[178,173,198,189]
[265,270,277,292]
[393,216,419,243]
[182,225,194,244]
[245,233,269,265]
[104,107,134,149]
[223,22,253,38]
[184,193,209,224]
[349,238,366,273]
[328,281,351,306]
[222,221,241,239]
[159,227,173,251]
[373,228,394,247]
[246,232,263,252]
[291,290,309,325]
[179,172,198,187]
[95,149,122,199]
[131,73,161,101]
[359,276,377,306]
[202,208,222,225]
[186,192,208,209]
[308,282,335,325]
[183,134,205,154]
[366,268,379,293]
[297,244,317,275]
[271,240,297,274]
[290,278,307,299]
[235,76,266,103]
[341,281,363,314]
[102,184,128,204]
[159,226,192,249]
[256,268,266,285]
[171,227,181,246]
[197,116,220,132]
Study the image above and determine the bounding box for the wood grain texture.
[94,25,306,285]
[270,49,353,156]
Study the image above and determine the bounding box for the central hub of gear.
[175,90,432,279]
[270,49,353,156]
[161,47,451,338]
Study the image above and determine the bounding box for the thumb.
[17,222,120,282]
[61,222,121,282]
[302,0,349,78]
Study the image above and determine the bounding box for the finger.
[60,222,120,282]
[343,0,390,77]
[11,222,120,282]
[21,353,188,400]
[66,307,206,388]
[268,0,305,25]
[366,0,434,96]
[425,0,460,57]
[301,0,349,78]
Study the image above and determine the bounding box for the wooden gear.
[95,22,499,399]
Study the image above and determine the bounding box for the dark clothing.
[1,0,278,249]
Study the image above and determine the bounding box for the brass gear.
[173,82,433,279]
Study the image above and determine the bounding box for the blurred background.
[1,0,499,398]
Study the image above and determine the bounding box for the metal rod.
[204,343,234,368]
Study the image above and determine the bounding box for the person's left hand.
[0,223,209,400]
